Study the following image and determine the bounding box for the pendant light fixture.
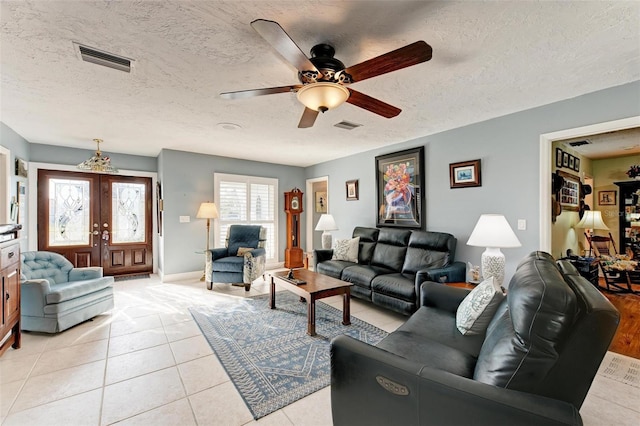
[77,138,119,173]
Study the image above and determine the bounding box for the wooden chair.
[587,233,636,293]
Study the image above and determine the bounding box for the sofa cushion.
[342,265,391,289]
[21,251,73,285]
[45,277,114,304]
[456,277,505,336]
[402,248,449,275]
[316,260,355,280]
[371,229,410,271]
[332,237,359,262]
[212,255,245,273]
[473,253,578,391]
[371,273,416,302]
[353,227,379,264]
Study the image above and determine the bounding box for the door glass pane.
[49,178,91,246]
[112,182,146,243]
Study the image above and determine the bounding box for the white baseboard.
[161,270,202,283]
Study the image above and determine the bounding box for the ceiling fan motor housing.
[298,44,352,85]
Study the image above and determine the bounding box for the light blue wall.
[30,143,157,172]
[305,81,640,283]
[0,122,30,251]
[158,149,305,275]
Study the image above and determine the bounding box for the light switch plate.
[179,216,190,223]
[517,219,526,230]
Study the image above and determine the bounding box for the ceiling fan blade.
[346,88,401,118]
[220,85,301,100]
[344,41,432,83]
[298,107,319,128]
[250,19,319,73]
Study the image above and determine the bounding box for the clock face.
[291,196,299,211]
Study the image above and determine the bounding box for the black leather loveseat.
[314,227,465,315]
[330,251,620,425]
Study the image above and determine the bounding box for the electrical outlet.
[517,219,526,230]
[179,216,190,223]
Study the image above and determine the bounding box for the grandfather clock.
[284,188,304,268]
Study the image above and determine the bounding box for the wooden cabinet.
[615,181,640,258]
[0,240,21,356]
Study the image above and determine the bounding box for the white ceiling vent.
[334,121,362,130]
[73,42,133,73]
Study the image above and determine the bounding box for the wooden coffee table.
[269,269,353,336]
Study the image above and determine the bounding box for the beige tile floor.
[0,273,638,425]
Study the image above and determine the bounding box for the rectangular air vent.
[334,121,362,130]
[569,140,590,147]
[73,42,133,73]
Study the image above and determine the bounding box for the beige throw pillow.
[331,237,360,263]
[456,277,506,335]
[236,247,254,256]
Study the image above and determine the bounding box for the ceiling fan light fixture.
[297,82,349,113]
[77,138,119,173]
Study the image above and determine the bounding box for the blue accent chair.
[206,225,267,291]
[20,251,115,333]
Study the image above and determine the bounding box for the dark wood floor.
[599,280,640,359]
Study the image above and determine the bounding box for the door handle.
[93,230,99,235]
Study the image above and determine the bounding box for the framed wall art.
[315,191,327,212]
[557,170,579,211]
[375,147,424,229]
[598,190,617,206]
[15,157,27,177]
[449,159,482,188]
[345,180,358,201]
[555,148,563,168]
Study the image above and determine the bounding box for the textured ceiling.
[1,1,639,167]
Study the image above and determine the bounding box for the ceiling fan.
[220,19,433,128]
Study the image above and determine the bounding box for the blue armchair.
[206,225,267,291]
[21,251,114,333]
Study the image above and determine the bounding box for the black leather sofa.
[314,227,465,315]
[330,251,620,425]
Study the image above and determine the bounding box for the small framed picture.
[568,155,575,170]
[449,159,482,188]
[345,180,358,201]
[573,157,581,172]
[598,190,617,206]
[15,157,28,177]
[555,148,563,168]
[315,191,327,212]
[562,152,569,167]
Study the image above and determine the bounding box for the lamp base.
[321,232,332,249]
[481,247,506,287]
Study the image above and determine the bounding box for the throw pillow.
[236,247,254,256]
[332,237,360,263]
[456,277,506,336]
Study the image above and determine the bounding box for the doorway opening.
[305,176,329,260]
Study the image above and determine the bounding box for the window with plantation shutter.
[214,173,278,262]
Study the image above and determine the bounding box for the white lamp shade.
[196,202,219,219]
[467,214,521,248]
[315,214,338,231]
[297,82,349,112]
[575,210,609,230]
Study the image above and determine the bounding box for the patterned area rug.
[189,291,388,420]
[599,352,640,388]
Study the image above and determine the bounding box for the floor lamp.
[575,210,609,257]
[197,202,219,281]
[467,214,521,287]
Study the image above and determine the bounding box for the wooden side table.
[445,282,477,290]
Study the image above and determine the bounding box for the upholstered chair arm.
[69,267,103,281]
[313,249,334,268]
[331,335,581,426]
[419,281,470,312]
[209,248,229,262]
[20,279,52,316]
[243,248,266,283]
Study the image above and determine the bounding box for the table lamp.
[467,214,521,286]
[315,214,338,249]
[575,210,609,256]
[196,202,219,252]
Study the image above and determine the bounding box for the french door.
[37,169,152,276]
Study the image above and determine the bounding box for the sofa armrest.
[419,281,470,312]
[416,261,466,285]
[313,249,334,267]
[69,267,103,281]
[331,335,582,426]
[20,279,52,315]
